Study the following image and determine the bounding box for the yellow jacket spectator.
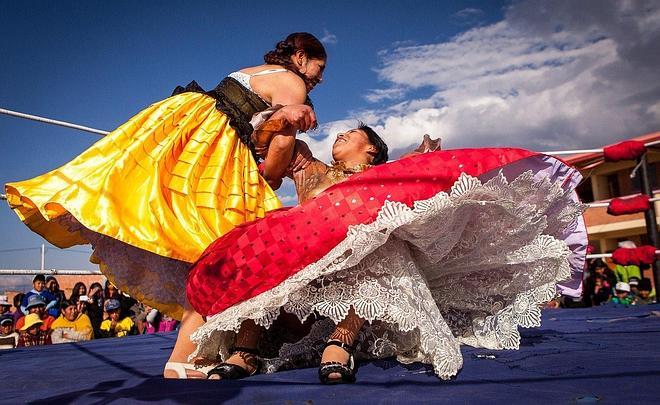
[51,300,93,343]
[99,299,136,338]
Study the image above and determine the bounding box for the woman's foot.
[207,349,259,380]
[163,357,220,379]
[318,340,356,384]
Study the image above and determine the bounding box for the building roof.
[564,131,660,170]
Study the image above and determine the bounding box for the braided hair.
[263,32,326,93]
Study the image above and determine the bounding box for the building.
[565,131,660,252]
[565,131,660,286]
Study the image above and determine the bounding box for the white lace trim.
[190,171,584,379]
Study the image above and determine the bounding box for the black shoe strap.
[324,339,355,354]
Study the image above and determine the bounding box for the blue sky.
[1,0,659,276]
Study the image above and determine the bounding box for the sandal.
[206,346,260,380]
[163,361,220,379]
[318,340,357,384]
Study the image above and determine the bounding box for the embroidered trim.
[190,171,585,379]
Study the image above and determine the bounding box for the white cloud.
[320,29,338,45]
[278,194,298,204]
[319,0,660,157]
[452,7,486,26]
[364,87,407,103]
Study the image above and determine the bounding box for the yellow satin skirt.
[6,92,281,317]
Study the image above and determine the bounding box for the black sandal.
[207,346,260,380]
[318,340,357,384]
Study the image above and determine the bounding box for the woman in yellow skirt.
[5,32,326,377]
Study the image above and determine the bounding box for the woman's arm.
[50,328,67,344]
[256,105,317,189]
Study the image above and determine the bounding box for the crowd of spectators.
[575,257,656,308]
[0,274,179,350]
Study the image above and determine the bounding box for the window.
[576,178,594,203]
[607,173,621,198]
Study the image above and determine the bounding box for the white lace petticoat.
[190,169,587,380]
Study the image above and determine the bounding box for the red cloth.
[603,140,646,162]
[607,195,651,216]
[187,148,538,317]
[611,246,657,266]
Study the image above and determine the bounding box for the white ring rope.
[586,250,660,260]
[2,106,659,154]
[0,269,102,276]
[0,107,108,136]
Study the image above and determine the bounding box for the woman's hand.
[400,134,441,159]
[288,140,313,172]
[274,105,317,132]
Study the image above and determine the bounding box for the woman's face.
[332,129,375,164]
[63,305,79,322]
[293,52,325,92]
[107,285,118,298]
[89,285,101,298]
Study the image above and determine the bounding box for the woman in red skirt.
[187,106,587,383]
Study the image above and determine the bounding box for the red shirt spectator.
[15,295,56,332]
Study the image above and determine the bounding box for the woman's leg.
[163,301,206,378]
[207,319,262,379]
[321,307,365,378]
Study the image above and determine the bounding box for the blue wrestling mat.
[2,304,659,404]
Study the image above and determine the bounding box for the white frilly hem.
[190,170,584,380]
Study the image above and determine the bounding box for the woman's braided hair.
[263,32,326,91]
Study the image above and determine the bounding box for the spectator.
[633,278,655,305]
[51,299,94,343]
[590,276,613,306]
[45,275,66,317]
[12,293,25,325]
[69,282,87,304]
[20,275,57,315]
[17,313,52,347]
[133,303,149,334]
[614,264,641,284]
[15,295,56,332]
[145,308,179,334]
[85,282,104,338]
[126,299,145,332]
[103,280,138,324]
[583,259,617,305]
[104,281,120,300]
[611,282,633,306]
[0,295,11,316]
[628,277,640,296]
[0,315,19,350]
[99,299,136,338]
